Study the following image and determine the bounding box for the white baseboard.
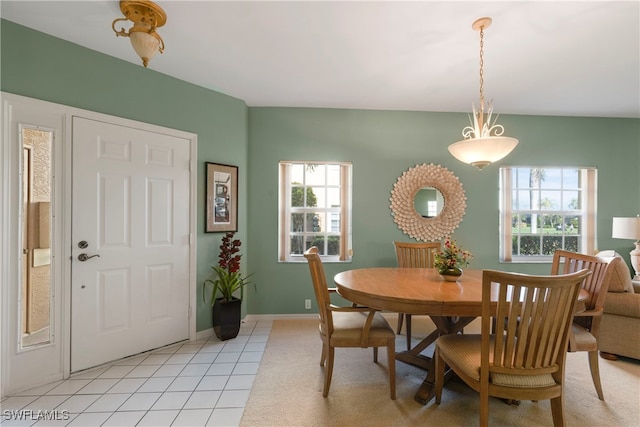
[195,329,214,341]
[244,313,317,322]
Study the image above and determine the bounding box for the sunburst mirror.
[389,163,467,241]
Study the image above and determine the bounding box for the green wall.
[3,19,639,321]
[247,108,640,314]
[1,20,249,331]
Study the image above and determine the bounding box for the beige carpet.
[241,315,640,427]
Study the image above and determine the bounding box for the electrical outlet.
[305,299,311,310]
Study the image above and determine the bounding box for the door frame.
[0,92,198,397]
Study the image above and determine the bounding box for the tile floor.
[1,319,272,427]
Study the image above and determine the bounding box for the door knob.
[78,253,100,262]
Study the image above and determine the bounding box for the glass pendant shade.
[448,136,519,170]
[129,27,161,68]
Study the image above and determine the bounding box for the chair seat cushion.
[331,311,395,341]
[437,334,556,388]
[570,323,598,351]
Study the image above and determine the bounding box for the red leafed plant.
[218,232,242,273]
[203,232,253,304]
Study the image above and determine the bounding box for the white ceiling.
[1,1,639,118]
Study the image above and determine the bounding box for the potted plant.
[203,231,253,340]
[434,238,473,282]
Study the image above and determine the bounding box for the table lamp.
[612,216,640,280]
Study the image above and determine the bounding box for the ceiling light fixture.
[448,17,518,170]
[112,0,166,68]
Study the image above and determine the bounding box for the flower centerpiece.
[203,231,253,340]
[434,238,473,282]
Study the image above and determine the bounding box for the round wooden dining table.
[333,267,589,405]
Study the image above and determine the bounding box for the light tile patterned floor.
[1,320,272,427]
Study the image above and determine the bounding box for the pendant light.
[448,17,518,170]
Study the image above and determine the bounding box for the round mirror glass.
[413,187,444,218]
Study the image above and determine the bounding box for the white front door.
[71,117,191,372]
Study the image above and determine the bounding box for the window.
[279,162,352,262]
[499,167,597,262]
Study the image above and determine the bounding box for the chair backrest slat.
[484,269,591,374]
[394,241,441,268]
[551,250,620,331]
[551,250,620,312]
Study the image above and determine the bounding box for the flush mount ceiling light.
[448,17,518,170]
[112,0,166,68]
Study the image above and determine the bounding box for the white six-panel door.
[71,117,190,372]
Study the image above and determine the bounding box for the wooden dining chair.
[551,249,620,401]
[393,241,441,350]
[303,247,396,399]
[434,268,591,427]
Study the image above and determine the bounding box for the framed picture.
[206,162,238,233]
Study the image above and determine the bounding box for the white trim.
[0,97,12,397]
[278,161,352,262]
[1,96,68,396]
[499,166,597,262]
[499,167,513,262]
[583,168,598,255]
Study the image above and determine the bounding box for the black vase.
[212,297,242,340]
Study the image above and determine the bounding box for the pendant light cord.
[479,26,485,116]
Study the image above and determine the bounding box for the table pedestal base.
[396,315,476,405]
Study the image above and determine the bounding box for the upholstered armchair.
[596,250,640,361]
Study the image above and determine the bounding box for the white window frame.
[278,161,352,262]
[499,166,597,262]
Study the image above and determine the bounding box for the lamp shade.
[130,31,161,66]
[612,216,640,240]
[447,136,519,170]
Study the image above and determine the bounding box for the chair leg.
[387,340,396,400]
[397,313,404,335]
[320,342,327,366]
[373,346,379,363]
[550,394,566,427]
[405,314,412,351]
[323,346,334,397]
[434,347,444,404]
[480,386,489,427]
[588,350,605,400]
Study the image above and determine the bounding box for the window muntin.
[499,167,596,262]
[279,162,352,262]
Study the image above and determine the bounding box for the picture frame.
[206,162,238,233]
